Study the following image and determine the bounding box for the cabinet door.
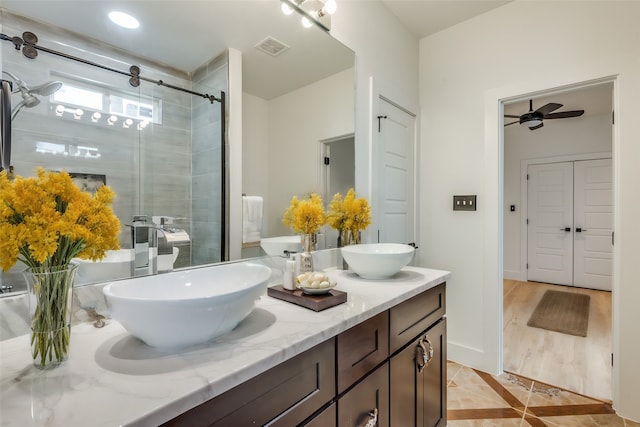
[302,403,336,427]
[338,362,389,427]
[390,319,446,427]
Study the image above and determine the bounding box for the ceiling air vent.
[255,36,290,57]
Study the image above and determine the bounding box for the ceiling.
[0,0,354,100]
[1,0,612,111]
[381,0,513,39]
[504,83,614,124]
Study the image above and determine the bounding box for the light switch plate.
[453,195,477,211]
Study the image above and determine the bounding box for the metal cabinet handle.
[363,408,378,427]
[576,227,587,232]
[416,334,434,373]
[561,227,571,232]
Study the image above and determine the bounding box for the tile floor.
[447,361,640,426]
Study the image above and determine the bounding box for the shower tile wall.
[1,11,222,267]
[191,55,227,265]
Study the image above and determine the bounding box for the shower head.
[31,80,63,96]
[1,71,63,120]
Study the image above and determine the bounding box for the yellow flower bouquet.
[327,188,371,245]
[282,192,326,236]
[282,193,326,273]
[0,167,120,368]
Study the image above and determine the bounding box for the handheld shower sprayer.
[1,70,63,120]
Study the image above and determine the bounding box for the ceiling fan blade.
[504,121,520,126]
[544,110,585,119]
[504,114,521,118]
[534,102,563,115]
[528,123,544,131]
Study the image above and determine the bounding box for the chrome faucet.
[128,215,158,276]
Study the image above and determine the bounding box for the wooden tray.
[267,284,347,312]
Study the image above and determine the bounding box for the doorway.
[502,82,614,400]
[319,134,355,248]
[527,159,613,290]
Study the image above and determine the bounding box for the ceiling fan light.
[523,118,542,128]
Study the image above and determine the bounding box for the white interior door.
[376,99,415,244]
[527,162,574,285]
[573,159,613,290]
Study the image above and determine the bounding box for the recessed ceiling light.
[108,11,139,29]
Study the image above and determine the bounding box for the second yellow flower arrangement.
[283,188,371,246]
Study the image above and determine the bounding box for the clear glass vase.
[299,234,315,273]
[23,264,78,370]
[338,230,360,270]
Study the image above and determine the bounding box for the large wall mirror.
[0,0,355,295]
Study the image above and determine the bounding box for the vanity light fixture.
[280,0,336,30]
[123,118,133,129]
[107,115,118,125]
[108,11,140,29]
[91,112,102,123]
[55,105,65,116]
[73,108,84,120]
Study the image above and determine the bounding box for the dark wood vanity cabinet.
[164,282,446,427]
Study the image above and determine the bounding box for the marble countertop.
[0,266,450,427]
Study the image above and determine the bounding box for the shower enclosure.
[0,12,227,277]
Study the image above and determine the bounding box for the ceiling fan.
[504,99,584,130]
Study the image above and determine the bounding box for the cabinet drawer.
[336,311,389,393]
[162,339,335,427]
[338,362,389,427]
[389,283,445,354]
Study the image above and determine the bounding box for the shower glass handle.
[0,80,11,171]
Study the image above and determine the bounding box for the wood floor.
[503,279,612,402]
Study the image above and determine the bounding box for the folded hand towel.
[242,196,263,244]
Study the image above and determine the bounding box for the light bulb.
[55,105,65,116]
[324,0,337,15]
[108,11,139,29]
[91,112,102,123]
[73,109,84,120]
[302,16,313,28]
[281,2,294,15]
[107,115,118,125]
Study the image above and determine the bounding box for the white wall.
[330,1,419,243]
[242,68,354,239]
[242,92,270,228]
[504,112,612,279]
[419,1,640,420]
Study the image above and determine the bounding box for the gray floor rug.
[527,290,590,337]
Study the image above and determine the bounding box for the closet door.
[527,162,574,286]
[573,159,613,290]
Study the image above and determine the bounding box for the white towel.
[242,196,263,243]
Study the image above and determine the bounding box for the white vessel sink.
[102,262,271,349]
[260,235,302,256]
[75,248,179,284]
[341,243,415,279]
